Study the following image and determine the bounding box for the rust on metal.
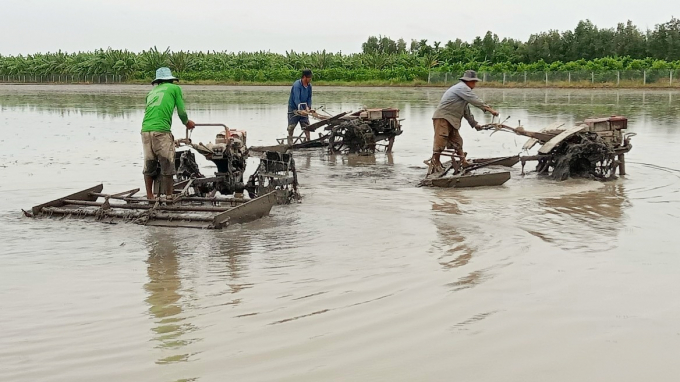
[421,115,635,188]
[28,185,278,229]
[478,115,635,181]
[273,108,404,154]
[25,121,298,229]
[31,184,103,215]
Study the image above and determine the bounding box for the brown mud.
[1,85,679,382]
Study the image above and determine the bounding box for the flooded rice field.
[1,84,679,381]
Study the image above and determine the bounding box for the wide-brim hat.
[152,67,178,84]
[460,70,482,82]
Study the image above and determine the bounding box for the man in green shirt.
[141,67,195,199]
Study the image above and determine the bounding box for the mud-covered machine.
[484,115,635,180]
[265,107,404,154]
[420,115,635,188]
[168,123,300,204]
[25,123,300,229]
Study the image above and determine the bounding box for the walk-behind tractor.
[169,123,300,203]
[481,115,634,180]
[420,115,635,188]
[326,108,403,154]
[25,123,300,229]
[261,108,404,154]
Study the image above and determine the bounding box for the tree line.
[363,18,680,63]
[0,18,679,83]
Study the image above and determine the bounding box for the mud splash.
[550,132,615,180]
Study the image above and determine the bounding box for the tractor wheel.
[328,121,376,154]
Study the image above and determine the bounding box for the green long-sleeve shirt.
[141,83,189,133]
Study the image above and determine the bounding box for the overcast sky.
[0,0,674,55]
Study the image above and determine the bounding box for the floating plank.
[470,156,520,168]
[144,220,215,229]
[212,191,278,228]
[32,184,103,215]
[538,124,587,154]
[40,207,214,222]
[62,200,234,212]
[424,172,511,188]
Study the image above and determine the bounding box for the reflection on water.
[428,180,631,291]
[144,230,197,368]
[2,85,679,125]
[142,229,257,375]
[203,232,254,298]
[429,189,506,292]
[340,153,395,167]
[526,183,630,252]
[541,183,628,221]
[431,193,473,270]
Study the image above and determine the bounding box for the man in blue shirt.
[287,69,313,143]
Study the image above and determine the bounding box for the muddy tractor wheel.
[328,125,348,153]
[328,121,376,155]
[592,155,618,179]
[536,159,550,175]
[549,132,618,181]
[244,151,300,204]
[175,150,203,181]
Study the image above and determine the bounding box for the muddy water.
[1,85,679,382]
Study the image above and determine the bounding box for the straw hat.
[459,70,482,82]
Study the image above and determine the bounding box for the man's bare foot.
[145,194,156,205]
[424,158,445,176]
[160,194,178,204]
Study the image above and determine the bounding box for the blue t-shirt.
[288,79,312,113]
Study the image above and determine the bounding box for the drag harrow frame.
[24,184,278,229]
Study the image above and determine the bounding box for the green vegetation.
[1,18,680,86]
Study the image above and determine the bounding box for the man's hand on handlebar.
[186,120,196,130]
[174,138,191,148]
[484,106,499,117]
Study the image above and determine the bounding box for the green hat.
[152,67,177,84]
